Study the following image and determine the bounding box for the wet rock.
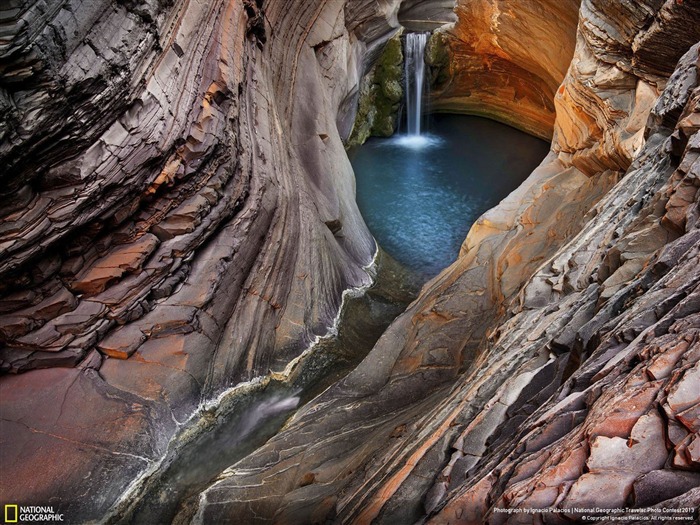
[2,0,700,522]
[347,32,404,146]
[631,469,700,507]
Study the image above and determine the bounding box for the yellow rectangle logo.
[4,504,18,523]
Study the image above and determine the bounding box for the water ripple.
[349,115,549,279]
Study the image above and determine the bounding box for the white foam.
[389,134,443,150]
[103,246,381,522]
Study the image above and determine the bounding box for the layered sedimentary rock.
[193,2,700,523]
[0,0,403,519]
[427,0,581,140]
[2,0,700,523]
[398,0,457,31]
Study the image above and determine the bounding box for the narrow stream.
[108,251,420,525]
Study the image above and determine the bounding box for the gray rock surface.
[0,0,402,520]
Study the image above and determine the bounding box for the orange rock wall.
[429,0,581,140]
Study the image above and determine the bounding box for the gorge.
[1,0,699,524]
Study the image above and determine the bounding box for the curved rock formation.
[427,0,581,140]
[2,0,700,523]
[0,0,402,519]
[191,2,700,524]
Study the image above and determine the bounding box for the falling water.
[404,32,429,136]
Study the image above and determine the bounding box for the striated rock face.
[553,0,700,175]
[0,0,403,519]
[2,0,699,524]
[398,0,457,32]
[427,0,582,140]
[425,42,700,522]
[192,2,700,524]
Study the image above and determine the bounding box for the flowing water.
[107,251,420,525]
[404,32,429,136]
[350,114,550,278]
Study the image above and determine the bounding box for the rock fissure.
[2,0,700,523]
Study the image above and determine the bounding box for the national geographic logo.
[4,505,17,523]
[3,505,64,523]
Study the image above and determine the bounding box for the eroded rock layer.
[192,2,700,524]
[427,0,582,140]
[0,0,403,519]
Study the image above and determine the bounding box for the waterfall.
[404,32,429,136]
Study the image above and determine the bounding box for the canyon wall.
[192,1,700,523]
[347,32,404,146]
[1,0,699,523]
[398,0,457,31]
[0,0,402,519]
[427,0,582,140]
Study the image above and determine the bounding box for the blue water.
[350,114,550,278]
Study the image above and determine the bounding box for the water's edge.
[101,249,420,525]
[351,114,550,277]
